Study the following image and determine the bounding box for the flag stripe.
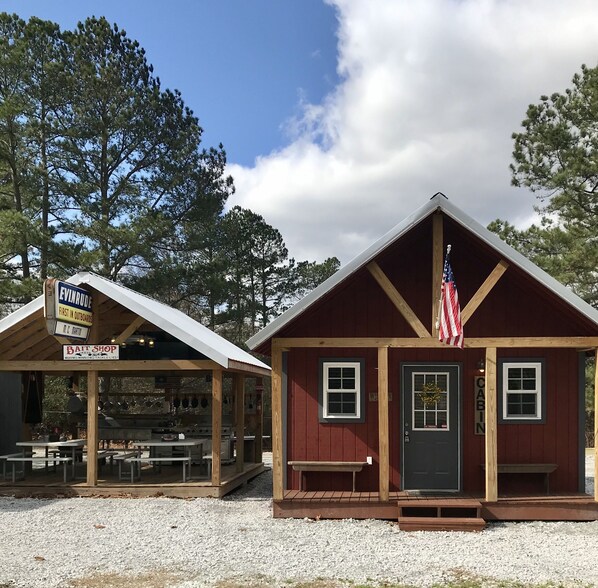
[438,250,463,348]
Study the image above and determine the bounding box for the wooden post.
[211,369,223,486]
[378,346,389,501]
[432,212,443,335]
[271,341,284,500]
[86,370,99,486]
[234,373,245,473]
[86,291,100,486]
[254,378,264,463]
[485,347,498,502]
[595,349,598,502]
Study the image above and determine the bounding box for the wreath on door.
[418,382,443,407]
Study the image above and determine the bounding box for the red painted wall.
[279,214,590,494]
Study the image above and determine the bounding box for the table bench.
[288,460,369,492]
[114,452,141,481]
[1,453,25,481]
[482,463,558,494]
[6,456,73,483]
[127,456,192,483]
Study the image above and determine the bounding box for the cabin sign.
[475,376,485,435]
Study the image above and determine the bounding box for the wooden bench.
[6,456,73,483]
[288,461,369,492]
[482,463,558,494]
[128,456,192,483]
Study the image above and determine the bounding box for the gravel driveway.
[0,453,596,588]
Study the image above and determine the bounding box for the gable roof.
[247,194,598,351]
[0,271,269,374]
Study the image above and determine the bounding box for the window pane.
[508,378,521,391]
[342,377,356,390]
[522,367,536,379]
[343,400,356,414]
[425,412,436,427]
[414,411,424,428]
[328,401,342,414]
[328,367,341,378]
[522,378,536,390]
[328,378,342,390]
[508,367,522,379]
[436,374,448,390]
[437,411,447,428]
[507,393,537,417]
[414,374,424,390]
[328,393,342,403]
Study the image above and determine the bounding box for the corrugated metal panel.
[247,194,598,350]
[0,272,269,373]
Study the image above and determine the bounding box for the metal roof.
[0,271,270,373]
[247,194,598,350]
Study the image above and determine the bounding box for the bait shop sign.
[63,344,119,361]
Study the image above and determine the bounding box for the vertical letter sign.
[474,376,485,435]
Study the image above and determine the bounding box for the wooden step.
[398,515,486,532]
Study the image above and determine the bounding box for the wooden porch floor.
[275,490,598,522]
[0,461,267,499]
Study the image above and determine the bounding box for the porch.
[0,459,266,499]
[274,490,598,528]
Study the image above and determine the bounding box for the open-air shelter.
[0,271,270,498]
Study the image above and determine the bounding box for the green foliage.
[507,63,598,307]
[0,12,339,340]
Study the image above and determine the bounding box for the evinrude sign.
[44,279,92,341]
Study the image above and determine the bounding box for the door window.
[412,372,449,431]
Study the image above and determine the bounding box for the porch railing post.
[485,347,498,502]
[378,346,389,501]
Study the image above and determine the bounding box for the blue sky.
[1,0,339,166]
[2,1,598,264]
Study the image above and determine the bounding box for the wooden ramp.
[397,497,486,532]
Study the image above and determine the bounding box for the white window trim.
[322,361,361,420]
[501,361,542,421]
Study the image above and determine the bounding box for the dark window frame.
[498,358,546,424]
[319,358,366,424]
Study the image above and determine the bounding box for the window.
[500,361,543,422]
[412,372,449,430]
[319,359,365,422]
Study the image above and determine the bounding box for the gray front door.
[401,364,461,491]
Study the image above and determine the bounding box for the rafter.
[367,261,431,338]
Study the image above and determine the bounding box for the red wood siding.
[286,347,581,493]
[279,212,590,494]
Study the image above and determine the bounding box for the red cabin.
[249,194,598,528]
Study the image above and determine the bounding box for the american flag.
[438,246,463,348]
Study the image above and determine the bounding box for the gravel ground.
[0,453,596,588]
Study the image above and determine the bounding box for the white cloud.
[228,0,598,264]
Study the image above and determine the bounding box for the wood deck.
[0,461,267,499]
[274,490,598,523]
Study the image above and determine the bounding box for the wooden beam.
[378,347,389,501]
[432,212,443,336]
[0,308,43,341]
[367,261,431,338]
[227,359,271,377]
[0,359,222,372]
[485,347,498,502]
[211,369,223,487]
[271,341,284,500]
[595,349,598,502]
[254,378,264,463]
[113,315,146,344]
[86,369,99,486]
[461,260,509,326]
[274,337,598,349]
[0,322,49,359]
[234,374,245,473]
